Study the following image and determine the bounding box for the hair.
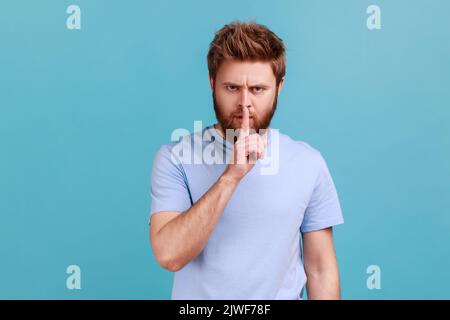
[207,21,286,86]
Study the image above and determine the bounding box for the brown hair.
[207,21,286,86]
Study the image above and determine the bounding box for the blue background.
[1,0,449,299]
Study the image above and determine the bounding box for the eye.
[226,85,238,92]
[252,87,264,93]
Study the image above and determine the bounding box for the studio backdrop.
[1,0,449,299]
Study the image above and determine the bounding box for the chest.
[184,161,317,230]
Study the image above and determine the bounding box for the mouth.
[234,116,254,124]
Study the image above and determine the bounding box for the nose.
[238,88,251,109]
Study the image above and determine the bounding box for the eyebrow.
[222,82,270,88]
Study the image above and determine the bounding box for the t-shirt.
[149,124,344,299]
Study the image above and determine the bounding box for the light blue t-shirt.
[149,124,344,300]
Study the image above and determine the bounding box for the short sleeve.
[300,152,344,233]
[149,144,192,224]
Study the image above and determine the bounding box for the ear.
[277,77,285,96]
[209,75,214,91]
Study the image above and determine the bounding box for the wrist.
[220,171,241,185]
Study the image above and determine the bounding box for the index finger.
[240,106,250,137]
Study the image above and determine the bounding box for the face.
[210,59,284,135]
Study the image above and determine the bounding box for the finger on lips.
[234,107,267,163]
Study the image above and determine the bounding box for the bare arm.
[302,227,341,299]
[150,173,240,272]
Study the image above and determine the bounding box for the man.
[149,21,344,300]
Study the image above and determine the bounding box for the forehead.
[216,59,275,85]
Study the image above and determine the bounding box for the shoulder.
[277,131,324,162]
[153,128,203,168]
[153,141,177,163]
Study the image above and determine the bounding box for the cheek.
[216,90,236,110]
[254,93,275,112]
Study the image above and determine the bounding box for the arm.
[150,106,266,272]
[302,227,341,299]
[150,173,240,272]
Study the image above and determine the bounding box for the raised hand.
[223,107,266,182]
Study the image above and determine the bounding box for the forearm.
[156,173,240,271]
[305,266,341,300]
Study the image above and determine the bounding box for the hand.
[223,106,266,182]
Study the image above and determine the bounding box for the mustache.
[232,111,255,118]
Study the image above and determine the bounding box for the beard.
[213,89,278,135]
